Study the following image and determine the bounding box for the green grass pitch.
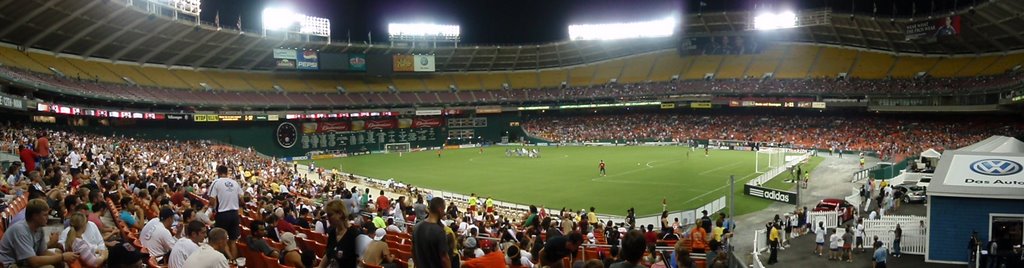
[301,146,823,217]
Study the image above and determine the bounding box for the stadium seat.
[683,55,723,80]
[810,47,856,78]
[850,51,895,79]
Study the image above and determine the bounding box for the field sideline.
[300,146,822,216]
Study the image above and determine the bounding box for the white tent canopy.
[956,135,1024,153]
[920,149,942,159]
[928,135,1024,200]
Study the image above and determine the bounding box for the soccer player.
[599,160,607,176]
[705,146,709,157]
[437,149,442,158]
[860,157,865,169]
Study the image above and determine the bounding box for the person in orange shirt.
[34,132,50,168]
[690,224,708,253]
[376,190,390,216]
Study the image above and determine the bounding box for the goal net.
[384,143,411,154]
[755,148,788,173]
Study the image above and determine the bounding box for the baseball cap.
[159,208,176,221]
[464,237,477,248]
[108,241,147,267]
[373,228,386,241]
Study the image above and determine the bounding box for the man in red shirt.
[599,160,606,176]
[376,190,390,215]
[18,145,36,173]
[34,132,49,167]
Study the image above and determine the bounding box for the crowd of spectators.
[2,65,1021,108]
[1,121,731,268]
[525,113,1024,161]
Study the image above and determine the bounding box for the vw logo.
[970,159,1023,176]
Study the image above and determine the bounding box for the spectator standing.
[412,197,451,268]
[814,222,826,257]
[873,239,889,268]
[209,165,241,260]
[842,226,853,262]
[767,223,779,265]
[892,224,902,257]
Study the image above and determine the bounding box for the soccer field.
[301,146,821,217]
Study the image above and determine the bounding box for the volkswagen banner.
[414,55,435,72]
[744,184,797,204]
[943,154,1024,188]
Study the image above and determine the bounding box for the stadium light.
[753,11,797,30]
[262,7,301,30]
[388,23,461,38]
[262,7,331,37]
[567,17,677,41]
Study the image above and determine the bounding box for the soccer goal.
[384,143,411,154]
[755,148,789,173]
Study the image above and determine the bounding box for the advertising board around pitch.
[744,184,797,204]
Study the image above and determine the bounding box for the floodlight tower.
[262,6,332,43]
[387,23,461,48]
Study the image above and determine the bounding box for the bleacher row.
[2,45,1023,95]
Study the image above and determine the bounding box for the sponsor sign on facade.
[943,155,1024,188]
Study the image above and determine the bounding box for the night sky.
[198,0,978,44]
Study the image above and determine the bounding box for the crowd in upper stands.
[1,121,733,268]
[2,64,1021,107]
[524,113,1024,161]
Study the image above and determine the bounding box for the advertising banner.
[351,120,365,131]
[905,16,960,41]
[273,49,297,59]
[413,117,444,128]
[393,54,414,72]
[941,155,1024,189]
[320,53,348,71]
[415,109,442,116]
[318,122,351,132]
[690,102,712,108]
[413,55,435,72]
[276,59,296,69]
[398,118,413,129]
[297,50,319,70]
[348,53,367,71]
[365,119,397,130]
[744,184,797,204]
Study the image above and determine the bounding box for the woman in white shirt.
[66,213,108,267]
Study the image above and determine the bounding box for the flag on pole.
[700,1,707,7]
[237,15,242,31]
[215,11,220,30]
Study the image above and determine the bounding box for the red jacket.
[19,148,35,172]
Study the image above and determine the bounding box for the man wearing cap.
[183,228,230,268]
[364,229,397,267]
[141,207,178,261]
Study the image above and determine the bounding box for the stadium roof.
[0,0,1022,72]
